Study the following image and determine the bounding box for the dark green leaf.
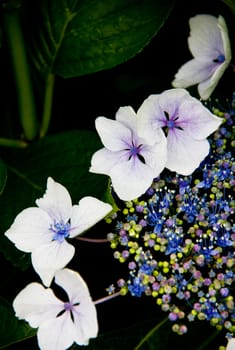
[71,315,171,350]
[0,130,108,270]
[222,0,235,15]
[0,296,36,349]
[28,0,175,78]
[0,158,7,195]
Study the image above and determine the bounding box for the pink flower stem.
[94,291,121,305]
[75,236,109,243]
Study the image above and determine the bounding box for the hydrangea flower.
[172,14,231,100]
[5,177,112,286]
[13,268,98,350]
[137,88,222,175]
[90,106,167,201]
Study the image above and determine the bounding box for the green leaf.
[0,296,36,349]
[72,315,171,350]
[0,130,108,270]
[222,0,235,15]
[28,0,175,78]
[0,158,7,195]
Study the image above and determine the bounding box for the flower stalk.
[133,317,169,350]
[39,73,55,138]
[2,8,38,141]
[94,291,121,305]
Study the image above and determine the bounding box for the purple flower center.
[50,221,71,242]
[126,142,145,163]
[213,54,225,63]
[166,119,177,129]
[130,145,140,156]
[163,111,184,133]
[64,302,73,311]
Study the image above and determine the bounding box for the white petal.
[166,131,210,175]
[226,338,235,350]
[172,15,231,99]
[32,240,75,287]
[38,313,75,350]
[198,59,230,100]
[172,59,216,88]
[137,94,168,145]
[188,15,224,59]
[95,116,132,151]
[218,15,232,63]
[69,198,112,238]
[141,137,167,176]
[73,301,98,346]
[110,157,155,201]
[36,177,72,223]
[178,97,222,137]
[13,282,63,328]
[90,148,128,175]
[54,269,91,302]
[115,106,138,132]
[4,207,52,253]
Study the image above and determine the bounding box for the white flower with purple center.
[137,89,222,175]
[89,106,167,201]
[5,177,112,286]
[172,14,231,100]
[13,268,98,350]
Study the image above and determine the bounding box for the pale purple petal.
[73,302,98,346]
[95,117,131,151]
[13,282,63,328]
[69,197,112,238]
[32,240,75,287]
[140,136,167,176]
[188,15,224,59]
[54,269,91,303]
[38,313,75,350]
[110,157,155,200]
[178,97,222,138]
[158,89,222,138]
[218,15,232,62]
[90,148,128,175]
[157,88,192,114]
[4,207,52,253]
[172,15,231,100]
[115,106,138,133]
[172,59,217,88]
[166,130,210,175]
[137,94,168,145]
[54,269,98,345]
[198,59,230,100]
[36,177,72,223]
[197,17,232,101]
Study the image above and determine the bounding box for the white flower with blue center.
[13,268,98,350]
[5,177,112,286]
[137,89,222,175]
[172,14,231,100]
[89,106,167,201]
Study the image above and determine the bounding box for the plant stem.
[196,329,221,350]
[94,291,121,305]
[133,317,169,350]
[0,137,28,148]
[75,236,109,243]
[40,73,55,138]
[3,9,38,141]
